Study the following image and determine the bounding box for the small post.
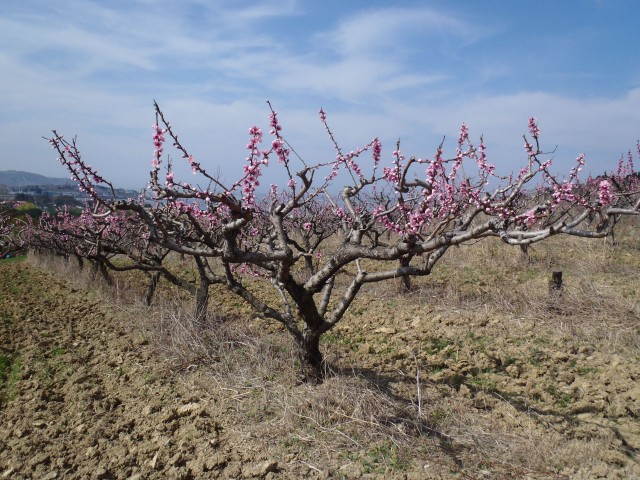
[549,271,563,293]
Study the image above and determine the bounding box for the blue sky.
[1,0,639,190]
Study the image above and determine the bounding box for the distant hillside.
[0,170,74,187]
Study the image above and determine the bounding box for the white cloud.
[0,1,637,190]
[317,7,477,58]
[383,88,640,177]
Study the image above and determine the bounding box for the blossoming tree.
[45,103,640,382]
[0,204,24,259]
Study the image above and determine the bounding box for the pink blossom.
[528,117,540,138]
[597,179,614,206]
[383,167,399,183]
[552,181,576,204]
[523,209,538,225]
[457,123,469,152]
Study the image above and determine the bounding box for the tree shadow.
[326,363,467,470]
[326,361,639,474]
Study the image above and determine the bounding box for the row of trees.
[14,103,640,381]
[0,208,16,258]
[0,202,30,258]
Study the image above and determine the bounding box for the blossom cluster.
[152,124,165,170]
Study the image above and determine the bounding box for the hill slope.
[0,170,73,187]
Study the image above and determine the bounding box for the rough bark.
[144,272,160,306]
[398,255,413,293]
[296,331,325,384]
[194,280,210,324]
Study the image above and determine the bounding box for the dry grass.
[138,298,441,475]
[375,225,640,355]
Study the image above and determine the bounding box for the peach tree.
[45,103,640,382]
[0,203,25,259]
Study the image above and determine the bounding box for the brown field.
[1,223,639,479]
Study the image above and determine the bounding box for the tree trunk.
[144,272,160,306]
[98,261,113,286]
[304,256,315,277]
[194,280,209,324]
[296,332,325,384]
[398,255,413,293]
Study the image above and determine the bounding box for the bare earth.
[1,246,639,479]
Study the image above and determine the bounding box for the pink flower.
[523,209,538,225]
[598,180,614,206]
[152,124,166,167]
[528,117,540,138]
[552,181,576,204]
